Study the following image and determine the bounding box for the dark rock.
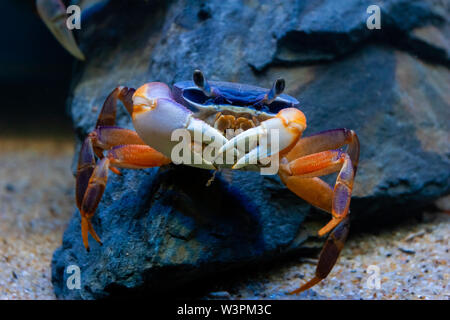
[52,0,450,299]
[53,166,310,299]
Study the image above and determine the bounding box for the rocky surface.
[52,0,449,299]
[1,136,447,300]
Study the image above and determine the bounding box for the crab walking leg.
[281,128,360,227]
[76,138,96,212]
[282,150,355,235]
[80,157,109,250]
[96,86,136,128]
[86,86,140,171]
[76,137,105,251]
[285,128,360,172]
[78,144,171,251]
[107,145,172,169]
[281,128,359,234]
[87,127,145,175]
[280,176,333,213]
[279,149,356,293]
[89,127,146,155]
[36,0,85,60]
[87,126,146,175]
[290,217,350,294]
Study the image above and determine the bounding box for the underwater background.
[0,0,448,299]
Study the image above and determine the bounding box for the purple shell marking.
[172,80,299,113]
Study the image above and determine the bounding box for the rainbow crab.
[76,70,360,294]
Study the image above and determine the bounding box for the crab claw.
[132,82,234,166]
[217,108,306,169]
[36,0,85,60]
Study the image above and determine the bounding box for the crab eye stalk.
[193,69,214,97]
[275,78,285,95]
[266,78,285,104]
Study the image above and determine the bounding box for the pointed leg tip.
[318,218,342,236]
[110,167,122,176]
[318,229,328,237]
[289,277,322,295]
[288,288,303,295]
[288,283,309,295]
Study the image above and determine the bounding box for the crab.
[76,70,360,294]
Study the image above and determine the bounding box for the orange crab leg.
[280,151,354,294]
[88,86,141,173]
[285,128,359,172]
[76,86,171,251]
[89,127,146,176]
[76,137,107,250]
[78,144,171,251]
[280,177,333,213]
[80,157,109,250]
[89,127,146,152]
[282,150,355,236]
[107,145,171,169]
[278,128,359,294]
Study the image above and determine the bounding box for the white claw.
[187,118,228,147]
[187,118,242,164]
[232,146,264,169]
[220,117,301,170]
[217,126,264,158]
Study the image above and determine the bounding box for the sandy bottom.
[0,137,74,299]
[219,211,449,300]
[0,136,448,300]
